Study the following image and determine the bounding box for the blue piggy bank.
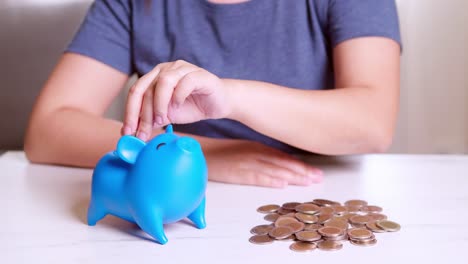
[87,125,207,244]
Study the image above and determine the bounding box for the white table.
[1,151,468,264]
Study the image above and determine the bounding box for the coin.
[360,205,383,213]
[264,213,280,222]
[318,226,344,238]
[304,223,323,231]
[365,221,386,233]
[331,205,348,215]
[324,219,349,230]
[376,220,401,232]
[313,199,340,207]
[350,234,376,243]
[277,207,295,215]
[249,234,275,245]
[368,213,388,221]
[318,240,343,251]
[344,200,368,208]
[295,231,322,242]
[286,221,306,233]
[347,228,373,240]
[275,216,299,227]
[290,241,317,252]
[269,226,295,240]
[250,224,274,235]
[295,213,318,224]
[319,207,335,215]
[282,202,301,211]
[349,215,372,225]
[278,234,296,241]
[295,203,320,215]
[324,233,348,241]
[345,205,361,213]
[257,204,280,214]
[317,213,333,224]
[350,238,377,247]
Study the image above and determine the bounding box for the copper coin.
[350,238,377,247]
[295,203,320,215]
[317,240,343,251]
[285,221,306,233]
[319,207,335,215]
[350,234,376,243]
[264,213,280,222]
[366,221,386,233]
[331,205,348,215]
[313,199,341,207]
[290,241,317,252]
[347,228,373,240]
[368,213,388,221]
[350,215,372,225]
[249,234,274,245]
[360,205,383,213]
[344,200,368,208]
[283,212,296,218]
[295,213,319,224]
[257,204,281,214]
[250,224,274,235]
[282,202,302,211]
[278,234,296,242]
[275,216,299,227]
[317,213,333,224]
[345,205,361,213]
[324,233,348,241]
[304,223,323,231]
[295,231,322,242]
[324,219,349,230]
[269,226,295,240]
[318,226,344,238]
[277,207,295,215]
[376,220,401,232]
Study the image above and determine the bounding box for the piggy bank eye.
[156,143,166,150]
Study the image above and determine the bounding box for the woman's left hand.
[122,60,232,141]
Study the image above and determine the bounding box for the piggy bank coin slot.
[156,143,166,150]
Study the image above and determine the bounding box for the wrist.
[222,78,243,121]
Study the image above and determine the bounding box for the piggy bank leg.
[133,209,168,244]
[188,197,206,229]
[87,199,107,226]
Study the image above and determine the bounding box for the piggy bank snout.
[176,137,201,153]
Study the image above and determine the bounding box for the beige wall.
[392,0,468,154]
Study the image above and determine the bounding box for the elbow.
[365,125,394,154]
[24,124,41,164]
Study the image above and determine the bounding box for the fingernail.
[122,125,131,135]
[155,115,164,126]
[136,131,148,141]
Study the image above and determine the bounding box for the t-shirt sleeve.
[66,0,133,74]
[327,0,401,47]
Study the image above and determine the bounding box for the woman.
[24,0,401,188]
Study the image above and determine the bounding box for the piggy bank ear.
[116,136,146,164]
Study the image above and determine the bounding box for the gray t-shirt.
[67,0,401,153]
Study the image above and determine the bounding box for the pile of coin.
[249,199,400,252]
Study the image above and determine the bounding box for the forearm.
[226,79,397,155]
[24,107,227,168]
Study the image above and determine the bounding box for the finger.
[172,70,204,107]
[122,67,162,134]
[153,66,198,126]
[213,168,288,189]
[135,89,154,141]
[258,151,323,183]
[254,160,317,186]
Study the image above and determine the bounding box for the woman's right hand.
[204,139,323,188]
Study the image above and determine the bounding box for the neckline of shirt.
[199,0,267,15]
